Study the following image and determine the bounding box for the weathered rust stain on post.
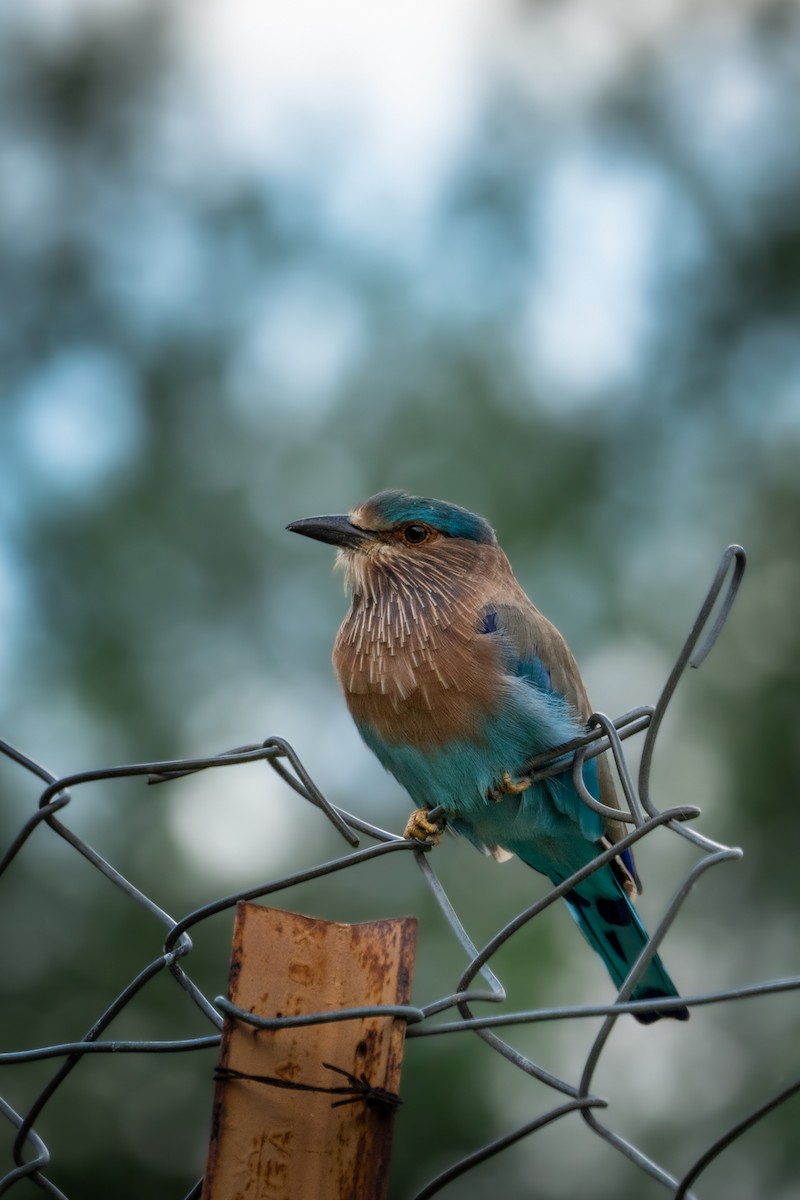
[203,903,417,1200]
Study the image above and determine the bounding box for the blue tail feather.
[560,872,689,1024]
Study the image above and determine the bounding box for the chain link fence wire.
[1,543,798,1199]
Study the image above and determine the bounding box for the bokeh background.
[1,0,799,1196]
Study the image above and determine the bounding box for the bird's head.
[287,490,497,590]
[288,489,496,552]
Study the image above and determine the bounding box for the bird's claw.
[404,808,446,845]
[487,771,532,802]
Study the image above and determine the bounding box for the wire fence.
[2,542,798,1199]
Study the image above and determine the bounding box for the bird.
[288,490,689,1023]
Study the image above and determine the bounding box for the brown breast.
[333,541,506,747]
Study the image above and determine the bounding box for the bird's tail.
[530,860,689,1024]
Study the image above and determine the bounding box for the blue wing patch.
[619,846,637,880]
[515,655,553,693]
[480,609,498,634]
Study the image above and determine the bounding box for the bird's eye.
[403,523,429,545]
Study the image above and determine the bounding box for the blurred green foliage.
[1,2,799,1197]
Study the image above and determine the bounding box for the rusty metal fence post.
[203,905,417,1200]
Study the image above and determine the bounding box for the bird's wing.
[486,600,639,894]
[489,600,591,717]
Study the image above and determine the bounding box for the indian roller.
[288,490,689,1023]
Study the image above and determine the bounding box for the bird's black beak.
[286,514,375,550]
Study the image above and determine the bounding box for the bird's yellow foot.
[404,808,446,844]
[487,771,532,803]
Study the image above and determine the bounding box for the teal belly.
[355,677,603,864]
